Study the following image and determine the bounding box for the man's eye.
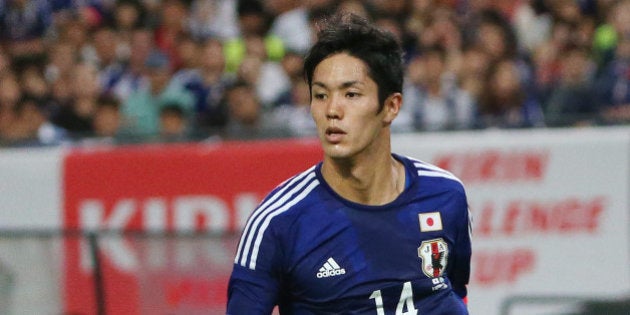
[346,92,360,98]
[313,93,327,100]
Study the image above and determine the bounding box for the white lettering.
[80,199,136,231]
[79,199,139,271]
[173,196,228,232]
[77,194,256,272]
[144,198,167,232]
[316,269,346,278]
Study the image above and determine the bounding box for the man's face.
[310,53,393,160]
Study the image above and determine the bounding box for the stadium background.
[1,0,630,314]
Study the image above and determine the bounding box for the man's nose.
[326,95,342,119]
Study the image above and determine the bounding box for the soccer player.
[227,13,472,314]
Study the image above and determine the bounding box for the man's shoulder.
[254,164,322,219]
[399,154,466,191]
[237,164,322,262]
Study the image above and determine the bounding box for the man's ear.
[382,92,402,125]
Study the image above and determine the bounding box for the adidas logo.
[317,257,346,278]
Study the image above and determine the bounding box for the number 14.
[369,281,418,315]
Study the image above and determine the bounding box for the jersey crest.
[417,238,449,278]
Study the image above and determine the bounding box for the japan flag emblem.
[419,212,443,232]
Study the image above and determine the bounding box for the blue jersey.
[228,154,472,314]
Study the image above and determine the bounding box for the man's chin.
[321,142,339,154]
[323,144,354,160]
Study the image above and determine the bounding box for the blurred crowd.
[2,0,630,147]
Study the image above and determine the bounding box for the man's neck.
[322,151,405,206]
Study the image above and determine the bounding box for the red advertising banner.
[62,139,322,314]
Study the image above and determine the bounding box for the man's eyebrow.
[312,81,362,89]
[341,81,361,88]
[312,82,327,89]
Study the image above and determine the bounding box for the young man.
[227,13,472,314]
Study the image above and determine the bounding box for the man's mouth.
[325,127,346,143]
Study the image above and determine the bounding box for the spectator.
[402,46,475,131]
[91,94,122,140]
[476,58,545,129]
[44,40,76,85]
[456,44,491,102]
[44,40,79,125]
[410,6,463,74]
[269,79,316,138]
[458,0,497,48]
[55,11,93,64]
[595,34,630,125]
[110,0,147,54]
[172,33,199,73]
[471,8,540,92]
[51,62,101,137]
[531,12,596,105]
[531,20,574,105]
[474,9,521,63]
[7,96,67,146]
[0,0,53,72]
[176,38,232,133]
[111,28,154,101]
[545,45,600,127]
[89,25,126,95]
[221,80,287,140]
[269,49,305,108]
[153,0,190,63]
[121,49,194,137]
[235,51,289,109]
[403,0,438,58]
[159,103,188,142]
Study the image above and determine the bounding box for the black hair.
[478,9,519,59]
[303,13,404,111]
[14,95,44,115]
[96,94,121,110]
[160,103,185,117]
[237,0,264,16]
